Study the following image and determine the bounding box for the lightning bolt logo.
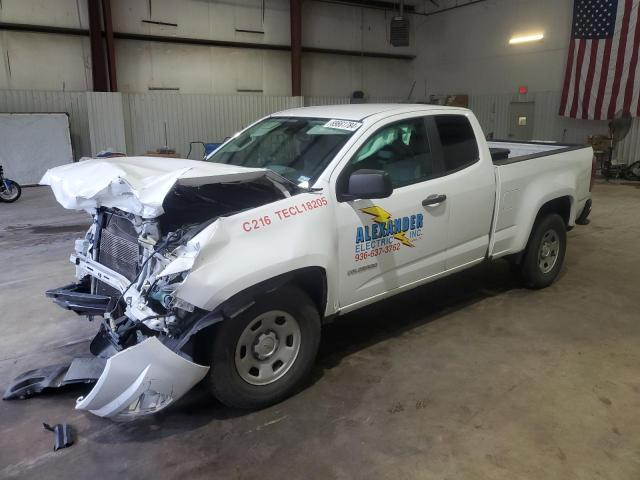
[360,206,415,248]
[360,206,391,223]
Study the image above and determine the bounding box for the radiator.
[96,214,140,297]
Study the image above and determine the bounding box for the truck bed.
[487,140,593,260]
[488,140,587,165]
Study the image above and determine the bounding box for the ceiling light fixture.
[509,33,544,45]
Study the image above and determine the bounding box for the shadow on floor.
[89,259,520,444]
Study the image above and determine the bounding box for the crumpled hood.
[40,156,287,218]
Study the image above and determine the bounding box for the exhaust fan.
[390,0,410,47]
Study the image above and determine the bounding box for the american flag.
[560,0,640,120]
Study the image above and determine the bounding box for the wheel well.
[217,267,328,320]
[287,267,328,317]
[536,196,572,227]
[192,267,328,362]
[507,196,573,266]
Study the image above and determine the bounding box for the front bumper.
[76,337,209,419]
[4,238,214,419]
[5,268,214,419]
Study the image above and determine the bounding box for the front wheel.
[516,213,567,289]
[206,285,321,409]
[0,180,21,202]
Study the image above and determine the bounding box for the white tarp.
[0,113,73,185]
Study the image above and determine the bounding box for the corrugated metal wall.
[87,92,127,155]
[1,89,638,165]
[469,91,610,145]
[304,96,403,106]
[616,117,640,165]
[469,90,640,164]
[305,96,351,106]
[121,94,304,158]
[0,90,89,159]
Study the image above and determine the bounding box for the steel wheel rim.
[0,183,18,201]
[235,310,301,386]
[538,229,560,274]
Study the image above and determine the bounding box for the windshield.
[205,117,358,185]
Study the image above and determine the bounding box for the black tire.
[206,285,321,409]
[0,180,21,203]
[518,213,567,289]
[625,161,640,180]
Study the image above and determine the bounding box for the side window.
[343,117,435,188]
[433,115,479,173]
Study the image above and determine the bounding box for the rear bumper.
[576,198,592,225]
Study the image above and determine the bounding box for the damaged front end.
[4,158,292,419]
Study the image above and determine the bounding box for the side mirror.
[341,169,393,201]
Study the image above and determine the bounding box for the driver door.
[333,115,451,311]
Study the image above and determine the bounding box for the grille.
[96,214,140,297]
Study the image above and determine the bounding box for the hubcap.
[253,331,279,360]
[538,229,560,274]
[235,310,301,386]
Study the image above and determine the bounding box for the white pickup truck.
[5,104,594,419]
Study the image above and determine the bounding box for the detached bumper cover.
[4,357,106,400]
[75,337,209,419]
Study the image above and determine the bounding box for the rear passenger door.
[428,114,495,271]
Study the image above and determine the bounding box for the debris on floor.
[43,423,74,451]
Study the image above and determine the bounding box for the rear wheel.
[516,213,567,289]
[206,285,321,409]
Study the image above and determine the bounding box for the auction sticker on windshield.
[324,119,363,131]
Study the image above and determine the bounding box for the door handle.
[422,194,447,207]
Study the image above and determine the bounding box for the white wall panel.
[0,89,90,158]
[0,0,88,28]
[0,32,91,92]
[302,54,413,99]
[0,0,412,99]
[115,39,293,95]
[0,113,73,184]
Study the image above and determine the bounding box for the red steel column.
[290,0,302,96]
[88,0,109,91]
[101,0,117,91]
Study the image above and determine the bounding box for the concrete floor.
[0,183,639,479]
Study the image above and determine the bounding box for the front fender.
[174,192,337,315]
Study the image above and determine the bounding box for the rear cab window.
[431,115,480,173]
